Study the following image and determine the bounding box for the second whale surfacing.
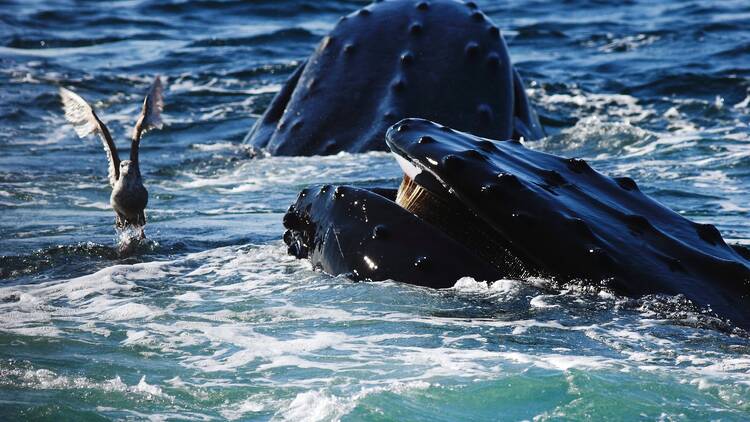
[282,119,750,329]
[245,0,543,156]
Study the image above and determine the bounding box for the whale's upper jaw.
[386,117,538,274]
[385,118,750,325]
[386,118,506,202]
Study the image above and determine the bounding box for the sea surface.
[1,0,750,420]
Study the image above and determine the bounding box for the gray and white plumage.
[60,86,121,187]
[132,76,164,147]
[60,76,165,238]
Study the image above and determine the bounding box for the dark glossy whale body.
[246,0,543,156]
[283,118,750,328]
[283,185,502,288]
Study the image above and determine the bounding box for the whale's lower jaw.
[282,184,505,288]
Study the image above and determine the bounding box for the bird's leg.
[115,214,126,229]
[137,211,147,240]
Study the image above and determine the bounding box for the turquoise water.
[1,0,750,420]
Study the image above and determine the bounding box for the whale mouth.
[391,151,441,215]
[389,140,454,209]
[389,142,526,276]
[392,153,450,216]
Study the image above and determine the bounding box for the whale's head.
[384,118,724,288]
[245,0,545,156]
[283,118,750,324]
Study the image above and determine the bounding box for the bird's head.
[120,160,133,176]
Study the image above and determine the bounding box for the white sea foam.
[452,277,525,297]
[220,398,266,420]
[191,142,238,152]
[529,87,655,123]
[175,291,203,302]
[3,242,750,417]
[275,380,432,422]
[0,364,171,401]
[529,295,560,309]
[174,151,397,194]
[596,33,660,53]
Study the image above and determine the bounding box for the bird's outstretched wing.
[130,76,164,164]
[60,86,120,187]
[132,76,164,141]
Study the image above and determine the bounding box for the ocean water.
[1,0,750,420]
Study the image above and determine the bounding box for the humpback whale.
[60,76,164,239]
[245,0,544,155]
[282,119,750,328]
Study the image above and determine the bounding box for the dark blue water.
[1,0,749,420]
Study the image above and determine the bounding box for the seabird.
[60,76,164,239]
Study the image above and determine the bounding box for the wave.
[625,71,750,98]
[187,28,317,48]
[0,241,164,282]
[3,33,169,50]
